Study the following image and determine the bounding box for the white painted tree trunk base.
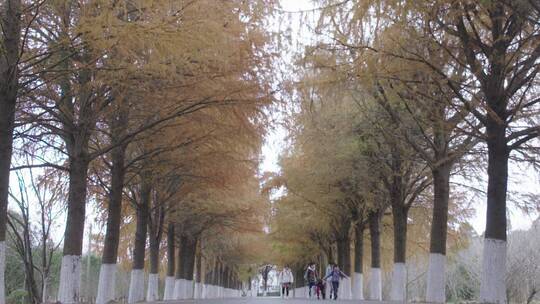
[96,263,117,304]
[338,277,352,299]
[201,283,207,299]
[184,279,193,298]
[352,272,364,300]
[127,269,145,303]
[480,238,507,304]
[194,282,202,299]
[174,279,185,299]
[390,262,407,301]
[369,267,382,301]
[209,284,214,298]
[146,273,159,302]
[426,253,446,303]
[0,242,5,304]
[58,255,82,304]
[163,276,175,300]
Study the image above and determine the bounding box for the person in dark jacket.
[304,262,318,298]
[323,265,348,300]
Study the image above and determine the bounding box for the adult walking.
[324,265,348,300]
[304,262,318,298]
[279,265,294,298]
[325,263,334,299]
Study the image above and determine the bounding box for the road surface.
[145,297,399,304]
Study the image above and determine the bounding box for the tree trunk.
[174,234,185,299]
[391,204,408,301]
[58,156,90,303]
[195,243,202,299]
[0,1,21,301]
[146,229,160,301]
[164,224,176,300]
[480,124,509,304]
[127,181,150,304]
[426,164,451,303]
[336,223,352,300]
[96,132,127,304]
[353,223,364,300]
[217,262,224,297]
[336,237,351,275]
[368,211,382,301]
[182,236,197,299]
[147,197,164,302]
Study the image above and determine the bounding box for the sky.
[260,0,540,235]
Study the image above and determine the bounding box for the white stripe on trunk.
[0,242,5,304]
[480,238,507,304]
[127,269,145,303]
[201,283,207,299]
[163,276,175,300]
[390,262,407,301]
[369,267,382,300]
[194,282,201,299]
[146,273,159,302]
[352,272,364,300]
[96,263,116,304]
[174,279,185,299]
[426,253,446,303]
[58,255,82,304]
[184,279,193,298]
[343,277,353,299]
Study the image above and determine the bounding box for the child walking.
[323,265,348,300]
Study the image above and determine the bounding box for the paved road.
[146,297,398,304]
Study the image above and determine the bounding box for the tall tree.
[0,1,21,302]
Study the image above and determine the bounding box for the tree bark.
[148,199,165,275]
[484,125,509,242]
[182,236,197,281]
[132,182,150,270]
[392,204,407,264]
[196,247,202,284]
[336,237,351,276]
[63,156,91,256]
[336,218,351,275]
[368,211,382,301]
[479,123,510,303]
[101,109,129,265]
[391,203,409,301]
[176,235,185,279]
[167,224,175,276]
[149,230,160,274]
[353,223,365,300]
[354,224,364,274]
[0,0,21,246]
[426,163,451,303]
[368,212,381,269]
[429,164,451,255]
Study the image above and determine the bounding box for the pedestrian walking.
[323,265,348,300]
[316,279,326,299]
[325,263,334,299]
[304,262,318,298]
[279,265,294,298]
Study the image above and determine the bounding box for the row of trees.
[270,1,539,303]
[1,0,276,303]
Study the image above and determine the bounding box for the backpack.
[304,267,317,283]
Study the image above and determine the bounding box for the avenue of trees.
[269,0,539,303]
[1,0,539,304]
[1,0,276,303]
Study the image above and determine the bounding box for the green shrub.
[7,289,28,304]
